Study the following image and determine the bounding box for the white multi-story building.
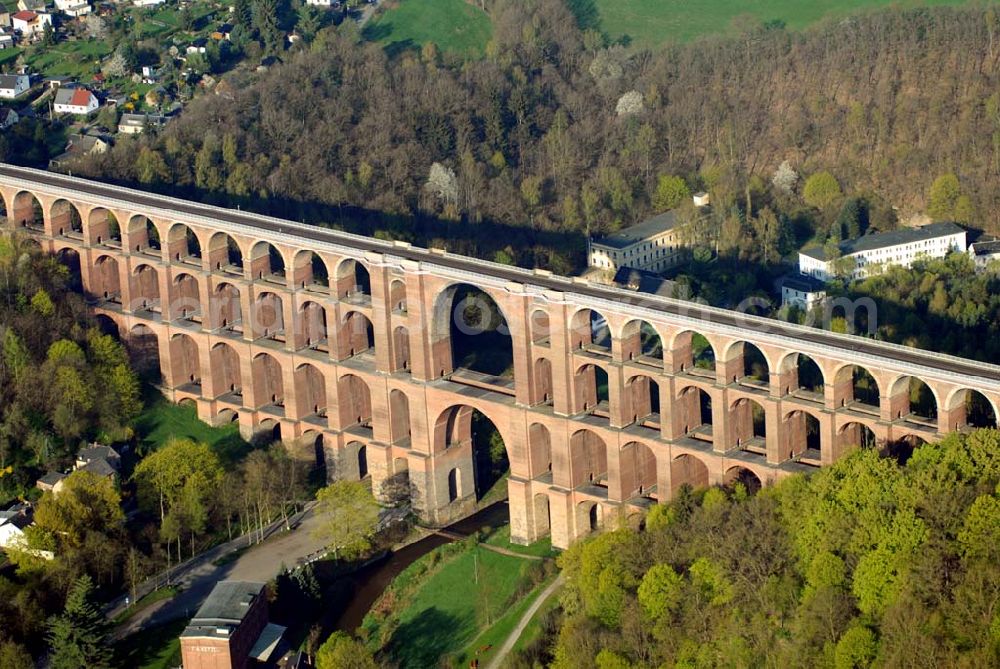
[589,211,687,274]
[799,222,967,282]
[54,0,91,17]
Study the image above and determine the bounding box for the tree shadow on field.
[566,0,601,31]
[386,607,464,668]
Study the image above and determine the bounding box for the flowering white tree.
[772,160,798,195]
[425,162,458,204]
[616,90,645,116]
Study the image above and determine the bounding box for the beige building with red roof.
[53,86,100,115]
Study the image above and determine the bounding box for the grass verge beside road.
[113,617,187,669]
[112,586,179,625]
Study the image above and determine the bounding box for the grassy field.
[577,0,997,47]
[364,0,493,57]
[113,617,187,669]
[133,389,249,462]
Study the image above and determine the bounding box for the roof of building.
[0,74,26,89]
[119,112,165,127]
[612,266,678,297]
[782,274,827,293]
[80,458,116,478]
[182,581,266,639]
[593,211,680,250]
[78,443,119,463]
[800,222,966,261]
[12,10,38,20]
[36,471,67,487]
[970,240,1000,256]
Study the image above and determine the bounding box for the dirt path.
[485,574,563,669]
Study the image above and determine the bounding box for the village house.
[968,239,1000,271]
[53,86,99,115]
[54,0,91,17]
[0,31,14,49]
[0,108,19,130]
[35,471,67,494]
[0,503,33,552]
[0,73,29,99]
[49,132,110,168]
[11,10,52,38]
[118,111,166,134]
[16,0,46,12]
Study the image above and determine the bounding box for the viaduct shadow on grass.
[387,607,464,668]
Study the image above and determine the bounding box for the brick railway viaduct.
[2,164,999,548]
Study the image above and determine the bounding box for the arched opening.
[725,341,769,386]
[670,454,710,496]
[533,358,553,405]
[212,283,243,333]
[294,364,327,423]
[249,241,286,283]
[210,342,242,398]
[389,389,411,444]
[576,501,604,535]
[780,353,825,398]
[620,441,657,500]
[87,207,121,246]
[677,386,713,441]
[340,311,375,358]
[56,247,82,292]
[252,292,285,340]
[838,421,877,451]
[252,352,284,409]
[172,273,201,323]
[946,389,998,430]
[784,410,822,463]
[12,191,44,230]
[357,444,368,479]
[51,199,83,237]
[170,334,201,387]
[338,374,372,428]
[292,250,330,291]
[887,434,927,464]
[391,325,410,372]
[724,466,762,495]
[533,493,551,538]
[389,279,407,313]
[621,319,663,365]
[570,308,611,354]
[731,398,767,452]
[530,309,550,345]
[257,419,282,444]
[432,284,513,381]
[447,468,460,502]
[528,423,552,479]
[625,375,660,429]
[130,264,160,312]
[92,255,121,302]
[297,301,328,351]
[335,259,371,302]
[126,215,160,255]
[834,365,881,412]
[888,376,938,424]
[207,232,243,274]
[672,330,716,375]
[167,223,202,264]
[94,314,120,338]
[569,429,608,488]
[434,405,508,501]
[574,363,609,415]
[128,324,161,382]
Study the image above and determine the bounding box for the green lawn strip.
[510,587,560,654]
[112,586,180,625]
[113,616,188,669]
[482,524,558,559]
[451,575,556,667]
[587,0,997,47]
[364,0,493,57]
[133,389,249,462]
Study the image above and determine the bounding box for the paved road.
[2,163,997,384]
[112,505,328,639]
[485,574,564,669]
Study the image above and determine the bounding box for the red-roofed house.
[53,86,99,115]
[12,10,52,37]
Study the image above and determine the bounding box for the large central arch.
[431,283,514,382]
[433,403,511,503]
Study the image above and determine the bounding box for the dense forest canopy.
[75,2,1000,272]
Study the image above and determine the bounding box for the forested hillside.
[74,2,1000,270]
[521,430,1000,669]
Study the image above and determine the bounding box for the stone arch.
[722,340,770,386]
[620,441,657,499]
[670,453,710,495]
[731,397,767,448]
[50,199,83,237]
[335,258,371,300]
[252,291,285,339]
[528,423,551,479]
[338,374,372,426]
[389,278,407,313]
[621,319,663,364]
[833,364,881,410]
[252,352,284,407]
[295,363,327,419]
[433,403,511,500]
[207,231,244,273]
[943,388,998,430]
[530,309,550,345]
[838,421,877,450]
[671,330,716,374]
[130,263,160,312]
[340,311,375,358]
[430,283,513,380]
[128,323,161,381]
[126,214,160,254]
[297,301,328,350]
[344,441,368,479]
[389,389,411,443]
[86,207,121,246]
[249,240,286,282]
[212,282,243,332]
[724,466,762,494]
[625,374,660,428]
[172,272,201,321]
[169,333,201,386]
[93,313,120,338]
[92,255,121,301]
[887,375,939,422]
[391,325,410,372]
[533,358,553,405]
[574,363,609,414]
[569,429,608,488]
[292,250,331,290]
[533,492,551,537]
[210,342,242,397]
[54,247,82,292]
[11,191,44,229]
[569,307,611,353]
[166,222,202,264]
[777,352,825,397]
[576,500,605,535]
[447,468,461,502]
[783,409,822,462]
[676,385,713,439]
